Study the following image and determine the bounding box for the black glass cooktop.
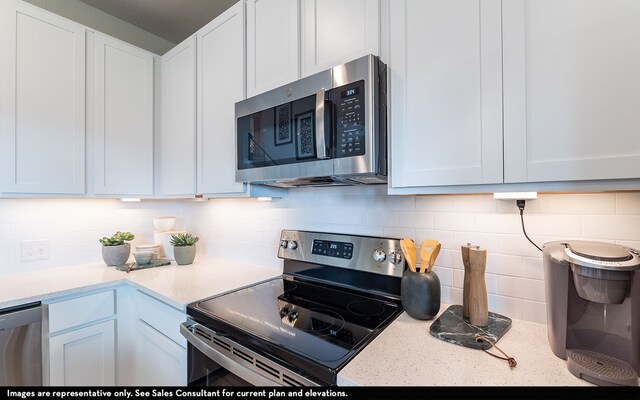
[188,276,401,380]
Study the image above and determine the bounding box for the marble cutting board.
[429,304,512,349]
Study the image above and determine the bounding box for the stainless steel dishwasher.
[0,302,42,386]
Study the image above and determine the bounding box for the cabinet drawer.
[134,290,186,347]
[47,290,115,334]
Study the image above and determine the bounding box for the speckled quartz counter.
[0,256,281,310]
[338,309,592,386]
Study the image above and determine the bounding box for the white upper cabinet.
[92,33,154,195]
[160,36,196,196]
[300,0,380,77]
[389,0,503,189]
[503,0,640,183]
[0,0,85,194]
[246,0,299,97]
[196,2,246,195]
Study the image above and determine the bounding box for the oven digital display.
[312,240,353,259]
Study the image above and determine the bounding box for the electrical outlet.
[21,240,50,261]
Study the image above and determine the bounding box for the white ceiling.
[79,0,237,44]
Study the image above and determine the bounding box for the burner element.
[347,300,386,317]
[298,308,345,337]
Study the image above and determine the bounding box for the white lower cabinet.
[134,289,187,386]
[48,320,116,386]
[45,286,186,386]
[136,320,187,386]
[45,289,117,386]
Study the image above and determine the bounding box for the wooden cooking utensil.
[400,238,417,273]
[419,240,440,273]
[427,243,441,273]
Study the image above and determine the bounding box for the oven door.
[180,320,318,387]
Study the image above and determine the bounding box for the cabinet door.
[246,0,299,97]
[0,0,85,194]
[300,0,379,77]
[389,0,503,188]
[136,320,187,386]
[503,0,640,183]
[93,33,154,195]
[49,320,116,386]
[197,2,246,195]
[161,36,196,196]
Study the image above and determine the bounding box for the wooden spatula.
[427,243,441,273]
[419,240,440,273]
[400,238,417,272]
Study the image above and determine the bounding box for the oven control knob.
[288,311,299,322]
[279,307,289,318]
[373,250,387,263]
[287,240,298,250]
[389,251,403,264]
[280,240,289,249]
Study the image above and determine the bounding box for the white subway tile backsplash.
[497,276,545,302]
[433,212,475,231]
[524,215,583,237]
[521,257,545,280]
[497,193,616,215]
[415,229,454,249]
[521,300,547,325]
[452,269,464,288]
[485,254,522,277]
[488,294,522,320]
[583,215,640,241]
[415,195,454,212]
[431,266,452,286]
[366,210,398,227]
[452,232,500,253]
[498,234,547,258]
[474,214,521,234]
[397,212,433,229]
[452,195,496,213]
[615,193,640,215]
[382,227,414,240]
[0,190,637,325]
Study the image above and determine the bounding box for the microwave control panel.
[335,80,365,158]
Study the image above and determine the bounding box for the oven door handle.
[180,322,281,386]
[315,88,329,160]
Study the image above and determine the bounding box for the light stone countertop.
[0,260,596,386]
[337,309,591,386]
[0,255,282,310]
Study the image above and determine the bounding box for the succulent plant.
[170,232,199,247]
[99,231,135,246]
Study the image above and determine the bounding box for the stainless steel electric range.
[180,230,406,386]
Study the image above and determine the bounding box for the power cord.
[516,200,542,252]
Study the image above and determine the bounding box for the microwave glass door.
[237,94,322,170]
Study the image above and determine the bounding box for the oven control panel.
[278,230,405,278]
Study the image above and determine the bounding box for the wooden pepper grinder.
[461,243,472,319]
[468,246,488,327]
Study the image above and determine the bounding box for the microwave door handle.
[315,88,329,159]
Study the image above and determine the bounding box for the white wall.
[1,189,638,324]
[0,199,191,274]
[187,187,640,324]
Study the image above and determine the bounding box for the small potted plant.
[99,231,135,266]
[170,232,199,265]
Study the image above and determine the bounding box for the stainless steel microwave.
[235,54,387,187]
